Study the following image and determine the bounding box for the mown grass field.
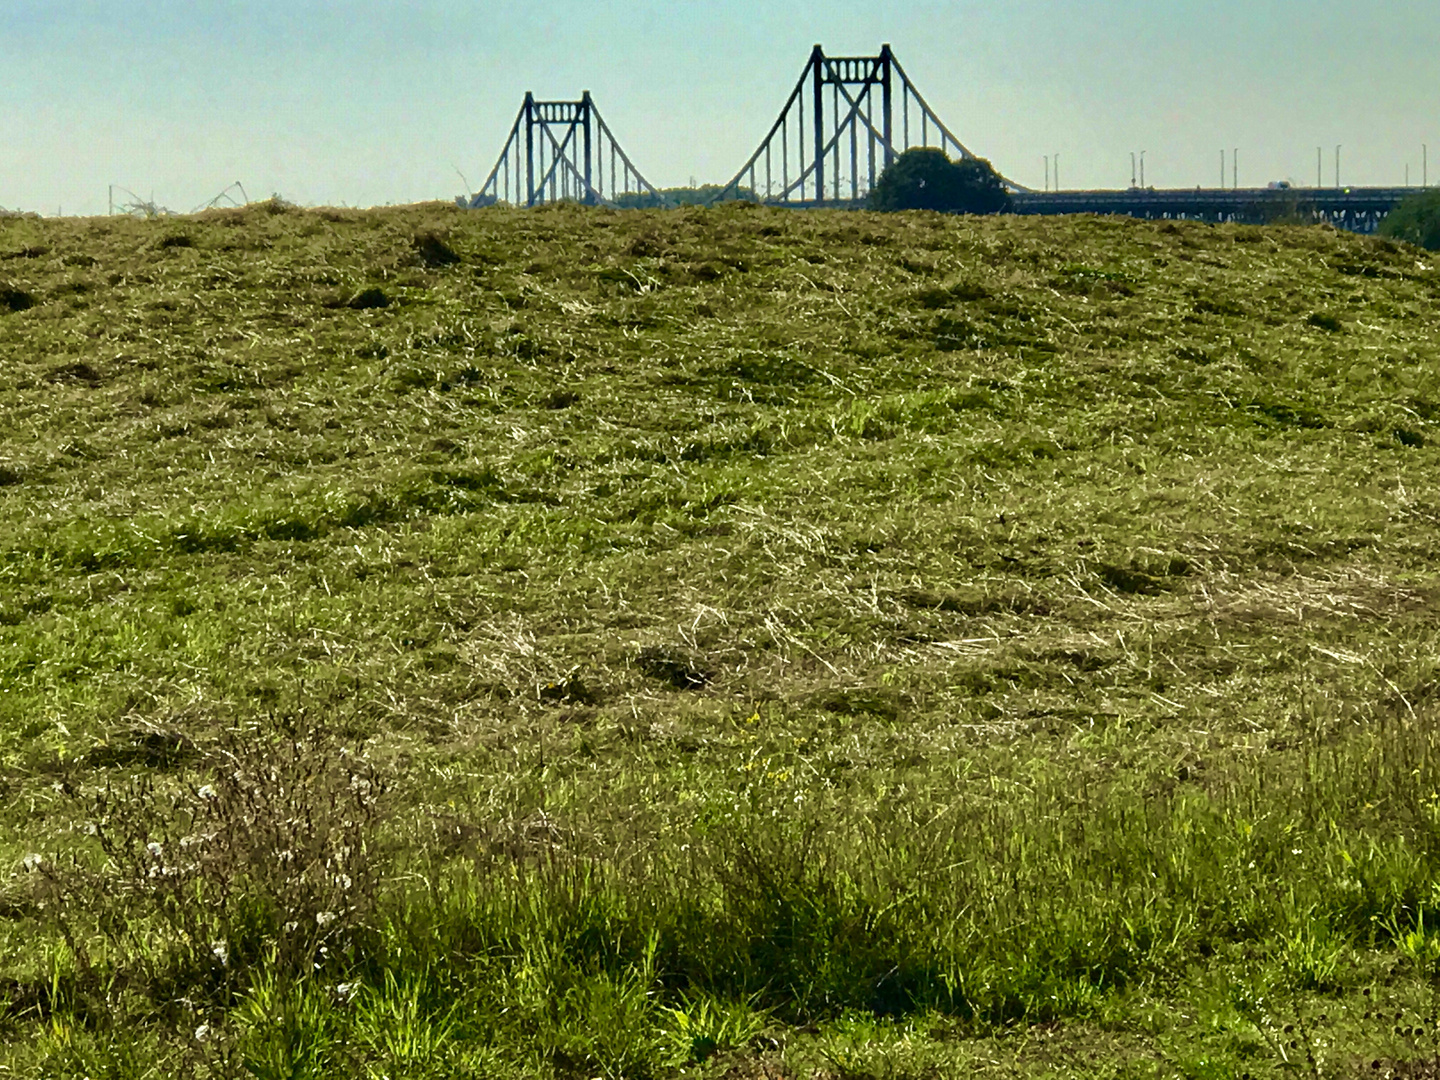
[2,199,1440,1078]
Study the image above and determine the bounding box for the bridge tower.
[714,44,1024,206]
[460,92,666,208]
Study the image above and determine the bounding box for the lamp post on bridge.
[1130,152,1137,189]
[1044,155,1050,192]
[1140,150,1146,189]
[1335,145,1342,189]
[1054,153,1059,191]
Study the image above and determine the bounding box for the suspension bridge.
[459,44,1020,210]
[458,44,1415,231]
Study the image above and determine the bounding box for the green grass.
[3,199,1440,1077]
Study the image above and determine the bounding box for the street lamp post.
[1044,155,1050,192]
[1140,150,1146,189]
[1317,147,1322,188]
[1233,148,1238,190]
[1335,145,1341,189]
[1054,154,1059,191]
[1130,152,1137,189]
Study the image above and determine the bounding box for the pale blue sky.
[2,1,1436,214]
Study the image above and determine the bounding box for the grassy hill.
[2,200,1440,1077]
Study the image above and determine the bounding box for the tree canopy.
[1379,190,1440,251]
[868,148,1010,214]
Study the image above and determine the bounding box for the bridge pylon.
[714,44,1026,206]
[460,91,667,208]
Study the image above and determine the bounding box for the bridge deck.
[751,188,1419,233]
[1007,187,1418,233]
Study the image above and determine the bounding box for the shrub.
[869,148,1010,214]
[1379,190,1440,250]
[43,717,389,998]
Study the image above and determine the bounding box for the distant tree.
[950,157,1011,214]
[1379,190,1440,251]
[868,148,1010,214]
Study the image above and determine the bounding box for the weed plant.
[2,201,1440,1076]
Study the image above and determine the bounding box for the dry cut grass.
[1,200,1440,1077]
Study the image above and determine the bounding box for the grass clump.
[3,202,1440,1075]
